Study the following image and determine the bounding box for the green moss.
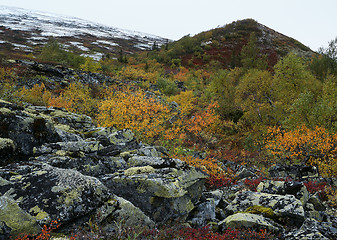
[245,205,276,219]
[29,205,50,221]
[0,196,41,236]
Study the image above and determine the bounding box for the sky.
[1,0,336,51]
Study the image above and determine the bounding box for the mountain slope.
[0,5,168,60]
[164,19,314,68]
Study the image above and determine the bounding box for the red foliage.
[244,177,264,191]
[143,225,274,240]
[12,220,63,240]
[304,181,328,201]
[206,175,235,190]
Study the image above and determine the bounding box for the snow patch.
[81,52,104,61]
[69,41,90,51]
[96,40,119,46]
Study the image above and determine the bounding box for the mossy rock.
[0,196,41,237]
[244,205,276,219]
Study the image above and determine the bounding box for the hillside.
[157,19,314,68]
[0,5,168,60]
[1,6,337,240]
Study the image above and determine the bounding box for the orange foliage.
[185,102,222,148]
[174,67,190,82]
[176,155,225,177]
[97,87,172,141]
[265,125,337,177]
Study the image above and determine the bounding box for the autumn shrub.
[185,102,223,149]
[265,125,337,177]
[12,220,66,240]
[119,64,158,83]
[304,181,328,201]
[176,155,225,178]
[97,86,172,142]
[206,174,235,190]
[142,225,274,240]
[0,67,20,103]
[15,83,51,106]
[326,186,337,208]
[244,176,264,191]
[48,82,97,117]
[156,77,178,96]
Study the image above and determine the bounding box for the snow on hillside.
[0,5,168,57]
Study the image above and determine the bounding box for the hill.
[158,19,314,68]
[0,5,168,60]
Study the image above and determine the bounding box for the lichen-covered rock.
[257,180,309,205]
[0,196,41,237]
[106,196,155,229]
[103,161,207,223]
[0,163,111,226]
[284,218,337,240]
[226,191,305,226]
[187,198,217,228]
[0,102,60,157]
[0,138,15,165]
[268,164,318,179]
[219,213,281,233]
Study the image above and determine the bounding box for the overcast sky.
[1,0,336,51]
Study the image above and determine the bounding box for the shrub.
[97,87,172,142]
[265,125,337,177]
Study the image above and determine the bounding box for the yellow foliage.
[167,90,196,115]
[48,82,97,117]
[15,83,51,106]
[265,125,337,177]
[97,87,172,142]
[119,65,158,83]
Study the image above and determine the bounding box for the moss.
[0,107,13,115]
[0,196,41,236]
[9,175,23,181]
[29,205,50,221]
[244,205,276,219]
[0,138,15,151]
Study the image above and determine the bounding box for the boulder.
[188,198,217,228]
[0,102,61,157]
[268,164,318,179]
[257,180,309,205]
[219,213,281,233]
[0,196,41,237]
[284,218,337,240]
[0,162,111,226]
[226,191,305,226]
[103,160,207,223]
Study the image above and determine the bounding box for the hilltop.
[153,19,314,69]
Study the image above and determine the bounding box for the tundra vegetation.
[1,25,337,239]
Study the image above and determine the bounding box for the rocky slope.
[0,5,168,60]
[0,94,337,239]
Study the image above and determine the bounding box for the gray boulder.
[0,162,111,226]
[226,191,305,226]
[103,161,207,223]
[257,180,309,205]
[219,213,282,233]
